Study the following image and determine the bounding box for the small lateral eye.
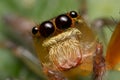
[55,14,72,29]
[39,21,55,37]
[32,27,39,35]
[69,11,78,18]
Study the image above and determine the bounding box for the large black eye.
[39,21,55,37]
[69,11,78,18]
[55,14,72,29]
[32,27,39,35]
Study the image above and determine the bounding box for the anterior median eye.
[39,21,55,37]
[55,14,72,29]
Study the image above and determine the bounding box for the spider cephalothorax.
[32,11,105,80]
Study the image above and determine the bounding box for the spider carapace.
[32,11,120,80]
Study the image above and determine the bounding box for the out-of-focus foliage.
[0,0,120,80]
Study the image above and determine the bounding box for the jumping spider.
[32,10,105,80]
[2,1,120,80]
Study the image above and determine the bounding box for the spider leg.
[91,18,118,31]
[93,43,106,80]
[78,0,88,20]
[42,65,67,80]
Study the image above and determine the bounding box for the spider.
[1,0,120,80]
[31,9,120,80]
[32,10,106,80]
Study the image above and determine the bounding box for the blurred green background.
[0,0,120,80]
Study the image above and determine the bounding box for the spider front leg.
[93,43,106,80]
[42,65,67,80]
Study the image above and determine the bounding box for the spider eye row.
[32,11,78,37]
